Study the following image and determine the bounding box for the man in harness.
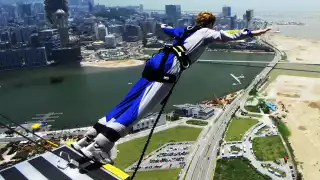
[72,11,271,164]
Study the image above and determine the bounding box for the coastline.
[80,59,145,68]
[265,32,320,180]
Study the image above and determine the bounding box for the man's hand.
[252,28,272,36]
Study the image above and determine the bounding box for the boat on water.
[275,28,280,33]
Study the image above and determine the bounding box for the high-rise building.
[0,47,47,70]
[69,0,80,6]
[245,9,254,28]
[108,25,124,35]
[55,9,69,47]
[165,5,181,25]
[88,0,95,13]
[222,6,231,17]
[1,32,10,42]
[230,15,237,29]
[30,33,40,47]
[139,4,144,13]
[105,34,116,48]
[14,28,23,43]
[97,24,107,41]
[18,3,32,18]
[124,25,142,42]
[141,18,156,34]
[177,19,185,28]
[33,3,44,15]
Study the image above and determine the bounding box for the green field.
[115,126,202,170]
[225,117,259,141]
[129,169,181,180]
[275,120,291,138]
[252,136,288,161]
[214,158,271,180]
[245,106,261,113]
[186,119,208,126]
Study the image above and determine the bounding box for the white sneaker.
[71,127,97,151]
[80,133,115,165]
[71,137,91,151]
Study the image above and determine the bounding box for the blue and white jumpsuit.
[96,25,253,142]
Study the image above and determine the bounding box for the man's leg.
[80,80,174,164]
[71,77,152,151]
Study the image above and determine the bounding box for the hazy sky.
[97,0,319,12]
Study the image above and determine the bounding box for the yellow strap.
[176,46,185,52]
[47,140,59,148]
[103,164,130,180]
[172,47,179,54]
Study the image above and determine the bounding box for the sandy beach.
[80,59,145,68]
[265,33,320,180]
[268,33,320,63]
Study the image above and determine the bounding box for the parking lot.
[126,142,194,172]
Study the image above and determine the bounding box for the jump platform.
[0,145,130,180]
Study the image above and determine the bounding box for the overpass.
[181,37,282,180]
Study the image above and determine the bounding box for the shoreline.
[265,32,320,180]
[80,59,145,68]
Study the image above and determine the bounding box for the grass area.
[186,119,208,126]
[0,143,7,149]
[253,136,288,161]
[245,105,260,113]
[225,117,259,141]
[256,126,270,135]
[214,158,271,180]
[230,145,241,152]
[128,169,181,180]
[276,120,291,138]
[114,126,202,170]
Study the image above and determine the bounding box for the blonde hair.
[195,11,216,26]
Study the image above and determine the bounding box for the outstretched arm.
[160,24,185,38]
[204,28,271,43]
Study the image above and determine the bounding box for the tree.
[249,88,258,96]
[44,0,69,25]
[258,99,270,114]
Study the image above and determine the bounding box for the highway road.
[182,39,282,180]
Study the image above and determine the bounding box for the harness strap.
[142,26,202,83]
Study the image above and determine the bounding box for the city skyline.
[97,0,320,12]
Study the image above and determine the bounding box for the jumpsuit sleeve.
[204,28,252,43]
[161,24,185,38]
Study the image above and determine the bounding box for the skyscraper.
[245,9,254,28]
[222,6,231,17]
[55,9,69,47]
[165,5,181,25]
[18,3,32,18]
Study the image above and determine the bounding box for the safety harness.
[131,26,203,180]
[142,25,202,83]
